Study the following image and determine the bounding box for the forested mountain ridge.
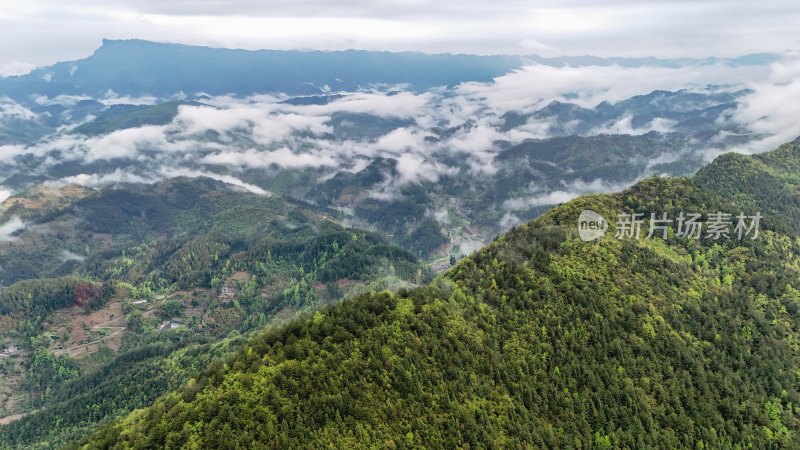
[0,176,425,286]
[72,142,800,448]
[694,139,800,235]
[0,178,431,448]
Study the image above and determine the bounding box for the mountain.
[1,90,746,260]
[502,89,749,138]
[0,39,527,100]
[0,40,776,101]
[0,37,795,449]
[694,139,800,235]
[0,178,431,448]
[64,142,800,448]
[0,177,421,286]
[0,41,778,264]
[70,101,197,136]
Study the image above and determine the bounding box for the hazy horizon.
[2,0,798,76]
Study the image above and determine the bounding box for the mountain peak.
[0,40,525,99]
[72,140,800,449]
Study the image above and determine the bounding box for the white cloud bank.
[0,216,25,242]
[0,188,12,204]
[504,178,641,211]
[724,55,800,156]
[2,55,798,207]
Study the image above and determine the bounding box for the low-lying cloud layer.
[725,55,800,156]
[1,54,798,238]
[0,216,25,242]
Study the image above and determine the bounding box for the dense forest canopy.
[0,177,431,448]
[58,141,800,449]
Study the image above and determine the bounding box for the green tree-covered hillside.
[73,143,800,448]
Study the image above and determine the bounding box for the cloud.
[46,169,155,188]
[456,62,768,114]
[0,144,28,164]
[43,165,270,198]
[5,74,753,201]
[201,147,338,169]
[503,119,552,141]
[175,103,275,136]
[0,73,757,209]
[0,97,37,120]
[503,177,639,211]
[641,149,692,174]
[83,125,171,161]
[60,250,86,262]
[33,94,94,107]
[295,92,432,119]
[157,167,270,195]
[362,152,458,199]
[447,121,503,154]
[0,188,12,204]
[452,237,486,256]
[394,152,457,184]
[100,90,157,106]
[250,114,332,144]
[590,115,677,135]
[498,212,522,229]
[0,64,770,182]
[504,190,580,209]
[0,61,35,77]
[440,120,511,175]
[373,127,427,152]
[0,47,797,264]
[0,216,25,242]
[723,54,800,156]
[0,56,796,226]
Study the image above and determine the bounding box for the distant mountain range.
[0,41,776,260]
[1,39,524,99]
[0,39,778,99]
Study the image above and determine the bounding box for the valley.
[0,37,798,448]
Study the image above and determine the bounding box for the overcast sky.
[1,0,799,75]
